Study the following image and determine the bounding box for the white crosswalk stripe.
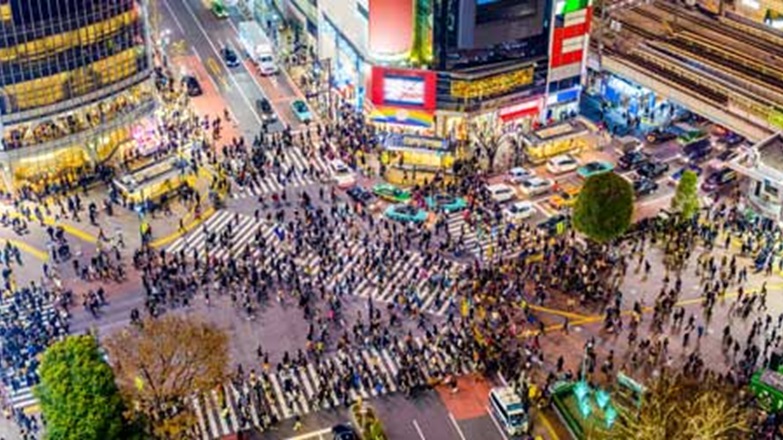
[445,213,529,260]
[230,148,332,199]
[191,337,473,439]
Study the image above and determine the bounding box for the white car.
[330,159,355,188]
[486,183,516,203]
[519,176,554,196]
[546,154,579,174]
[506,167,533,184]
[504,201,536,222]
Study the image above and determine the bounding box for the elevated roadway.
[593,0,783,141]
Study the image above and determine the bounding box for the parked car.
[372,183,411,202]
[633,178,659,196]
[291,99,312,123]
[577,161,614,179]
[181,75,203,97]
[426,194,468,213]
[548,184,581,211]
[546,154,579,174]
[519,176,553,196]
[487,183,516,203]
[332,424,359,440]
[670,163,703,184]
[537,214,570,235]
[646,128,677,144]
[346,186,376,206]
[682,138,712,157]
[618,136,644,153]
[717,148,739,162]
[617,150,649,170]
[720,131,745,147]
[330,159,355,188]
[687,145,713,163]
[636,161,670,179]
[221,46,240,67]
[384,204,428,223]
[507,167,534,184]
[702,167,738,192]
[504,201,536,222]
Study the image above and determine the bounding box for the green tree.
[573,172,634,243]
[35,334,125,440]
[670,169,700,221]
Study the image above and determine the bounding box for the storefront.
[380,133,456,173]
[545,86,581,122]
[319,16,367,110]
[520,118,591,163]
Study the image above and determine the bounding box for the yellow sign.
[451,67,534,99]
[769,109,783,130]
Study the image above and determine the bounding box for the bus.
[489,387,530,436]
[750,368,783,411]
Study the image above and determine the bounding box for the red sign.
[499,98,542,122]
[371,66,437,111]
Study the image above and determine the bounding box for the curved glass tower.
[0,0,156,193]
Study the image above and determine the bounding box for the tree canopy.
[671,169,700,221]
[104,315,229,439]
[573,172,634,243]
[594,372,752,440]
[35,334,125,440]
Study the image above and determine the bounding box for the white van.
[546,154,579,174]
[489,387,529,436]
[486,183,516,203]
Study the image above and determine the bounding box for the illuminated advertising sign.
[371,66,437,111]
[450,67,534,99]
[369,0,414,59]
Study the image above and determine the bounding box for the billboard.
[371,66,437,110]
[369,0,414,59]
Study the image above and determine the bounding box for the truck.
[238,21,278,75]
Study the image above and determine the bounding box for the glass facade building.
[0,0,156,193]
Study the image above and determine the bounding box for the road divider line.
[412,419,427,440]
[527,304,593,320]
[484,407,510,440]
[448,412,469,440]
[7,239,48,261]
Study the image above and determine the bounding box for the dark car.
[646,128,677,144]
[181,75,202,97]
[634,178,659,196]
[717,148,739,162]
[683,138,712,156]
[701,168,737,192]
[687,145,713,163]
[332,424,359,440]
[346,186,375,206]
[256,98,277,122]
[636,161,670,179]
[720,131,744,147]
[537,214,570,235]
[617,150,649,170]
[221,46,240,68]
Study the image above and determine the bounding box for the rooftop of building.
[757,133,783,170]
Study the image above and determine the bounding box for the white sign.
[383,76,425,106]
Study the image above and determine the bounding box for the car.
[384,204,428,223]
[720,132,745,147]
[618,136,643,153]
[221,46,240,67]
[548,184,581,211]
[291,99,312,123]
[506,167,534,184]
[633,178,659,196]
[519,176,553,196]
[682,138,712,157]
[486,183,516,203]
[426,194,468,213]
[717,148,739,162]
[677,129,708,146]
[636,161,670,179]
[670,163,703,183]
[537,214,570,235]
[346,186,376,206]
[686,145,713,163]
[211,0,228,18]
[577,161,614,179]
[645,128,677,144]
[256,98,277,122]
[372,183,411,203]
[330,159,355,188]
[504,201,536,222]
[181,75,202,97]
[617,150,649,170]
[332,424,359,440]
[546,154,579,174]
[702,167,738,192]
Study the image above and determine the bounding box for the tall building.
[280,0,591,138]
[0,0,156,193]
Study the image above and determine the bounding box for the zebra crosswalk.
[230,147,332,199]
[444,213,529,260]
[191,336,474,439]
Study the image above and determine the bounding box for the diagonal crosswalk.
[230,147,332,199]
[190,336,474,439]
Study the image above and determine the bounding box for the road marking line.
[412,419,427,440]
[484,407,510,440]
[527,304,592,320]
[538,411,561,440]
[284,427,332,440]
[7,240,48,261]
[149,206,216,248]
[448,412,469,440]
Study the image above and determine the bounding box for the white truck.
[238,21,278,75]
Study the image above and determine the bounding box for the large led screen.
[371,67,437,111]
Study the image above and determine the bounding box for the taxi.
[547,183,581,211]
